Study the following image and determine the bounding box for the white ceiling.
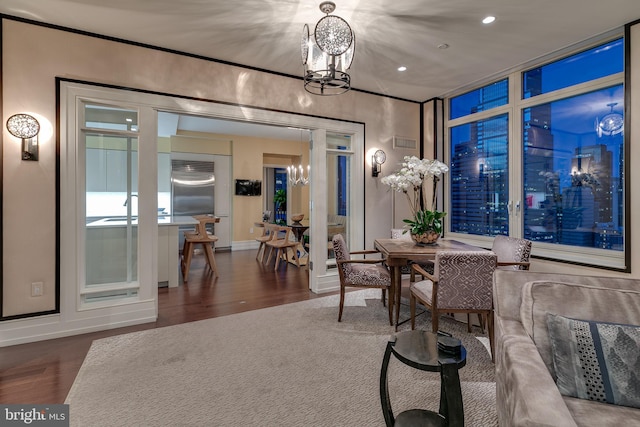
[158,111,310,141]
[2,0,639,102]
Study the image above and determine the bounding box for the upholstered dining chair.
[332,234,393,324]
[410,251,498,360]
[492,235,532,270]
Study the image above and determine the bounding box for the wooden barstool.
[181,215,220,281]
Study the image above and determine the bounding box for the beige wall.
[1,19,418,316]
[2,18,639,321]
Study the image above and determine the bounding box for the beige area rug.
[65,289,497,426]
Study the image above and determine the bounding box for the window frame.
[443,34,628,271]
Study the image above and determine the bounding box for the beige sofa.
[493,270,640,426]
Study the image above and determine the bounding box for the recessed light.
[438,43,449,50]
[398,66,407,72]
[482,16,496,24]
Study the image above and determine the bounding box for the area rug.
[65,289,497,426]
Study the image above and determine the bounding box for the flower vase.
[410,230,440,246]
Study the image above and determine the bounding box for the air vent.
[393,136,417,150]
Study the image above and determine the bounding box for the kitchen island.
[86,215,199,287]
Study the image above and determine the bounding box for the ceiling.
[1,0,638,103]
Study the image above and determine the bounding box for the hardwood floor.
[0,249,327,404]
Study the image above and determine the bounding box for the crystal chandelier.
[288,164,310,187]
[302,1,355,95]
[596,102,624,137]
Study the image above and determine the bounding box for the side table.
[380,330,467,426]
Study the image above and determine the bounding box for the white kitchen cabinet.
[86,148,107,192]
[86,148,139,193]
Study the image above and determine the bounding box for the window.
[523,39,623,98]
[523,85,624,250]
[449,79,508,120]
[446,37,626,270]
[450,114,509,236]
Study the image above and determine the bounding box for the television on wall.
[235,179,262,196]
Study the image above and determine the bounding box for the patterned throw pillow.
[546,313,640,409]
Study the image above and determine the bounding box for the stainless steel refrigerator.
[171,158,215,246]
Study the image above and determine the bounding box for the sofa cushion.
[520,281,640,376]
[547,313,640,409]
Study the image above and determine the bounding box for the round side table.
[379,330,467,427]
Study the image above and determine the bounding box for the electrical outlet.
[31,282,44,297]
[250,227,254,234]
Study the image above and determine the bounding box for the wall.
[2,17,638,328]
[1,18,418,318]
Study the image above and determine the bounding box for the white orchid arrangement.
[381,156,449,215]
[381,156,449,235]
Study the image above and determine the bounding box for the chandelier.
[301,1,355,95]
[596,102,624,137]
[288,164,310,187]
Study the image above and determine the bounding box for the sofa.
[494,270,640,426]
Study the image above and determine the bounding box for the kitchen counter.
[87,215,199,227]
[86,215,199,288]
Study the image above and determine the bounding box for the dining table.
[374,238,485,330]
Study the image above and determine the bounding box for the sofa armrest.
[496,338,578,427]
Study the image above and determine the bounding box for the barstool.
[181,215,220,281]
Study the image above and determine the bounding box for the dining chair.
[181,215,220,281]
[492,235,532,270]
[255,223,278,263]
[265,225,300,270]
[332,234,393,325]
[410,251,497,360]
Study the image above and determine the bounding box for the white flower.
[382,156,449,216]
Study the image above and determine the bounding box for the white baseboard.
[0,302,157,347]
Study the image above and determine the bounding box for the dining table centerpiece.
[381,155,449,245]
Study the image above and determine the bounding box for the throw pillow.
[546,313,640,409]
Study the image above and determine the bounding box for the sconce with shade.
[6,113,40,161]
[372,149,386,177]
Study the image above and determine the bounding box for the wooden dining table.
[374,238,484,330]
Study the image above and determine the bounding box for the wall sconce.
[372,149,386,177]
[6,114,40,161]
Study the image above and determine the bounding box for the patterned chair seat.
[345,264,390,286]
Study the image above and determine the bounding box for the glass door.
[83,103,140,301]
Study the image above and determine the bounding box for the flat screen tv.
[235,179,262,196]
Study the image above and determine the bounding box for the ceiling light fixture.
[482,16,496,24]
[596,102,624,137]
[302,1,355,96]
[288,164,310,187]
[397,66,407,72]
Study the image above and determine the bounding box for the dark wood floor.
[0,249,327,404]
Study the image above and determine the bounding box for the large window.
[450,114,509,236]
[446,37,626,269]
[523,85,624,250]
